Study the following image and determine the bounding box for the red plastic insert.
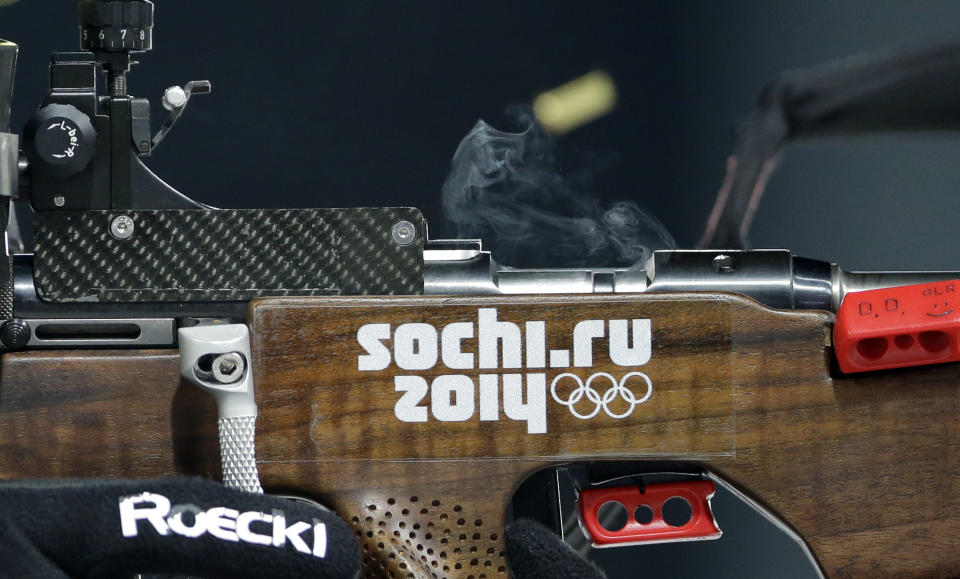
[835,280,960,373]
[578,481,720,547]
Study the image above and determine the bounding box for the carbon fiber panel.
[0,256,12,353]
[34,207,425,302]
[0,256,12,320]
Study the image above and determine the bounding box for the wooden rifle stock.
[0,293,957,578]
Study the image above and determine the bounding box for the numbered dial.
[81,26,150,51]
[78,0,154,52]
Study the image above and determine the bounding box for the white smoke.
[441,115,674,267]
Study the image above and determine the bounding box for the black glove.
[0,477,360,579]
[507,518,607,579]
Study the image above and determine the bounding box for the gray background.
[3,1,959,576]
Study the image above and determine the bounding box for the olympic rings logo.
[549,372,653,419]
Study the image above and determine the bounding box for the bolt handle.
[179,324,264,493]
[152,80,213,150]
[218,415,264,494]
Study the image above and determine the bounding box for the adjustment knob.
[23,103,97,178]
[0,318,30,350]
[78,0,154,53]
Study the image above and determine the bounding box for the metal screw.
[392,220,417,246]
[53,196,65,207]
[110,74,128,98]
[211,352,245,384]
[712,254,736,273]
[110,215,135,240]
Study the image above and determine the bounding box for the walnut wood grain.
[0,293,955,579]
[0,349,220,481]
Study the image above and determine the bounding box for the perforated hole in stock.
[349,496,506,578]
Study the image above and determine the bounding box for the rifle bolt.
[110,215,135,240]
[392,220,416,246]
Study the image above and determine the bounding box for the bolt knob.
[78,0,154,53]
[23,103,98,179]
[0,318,30,350]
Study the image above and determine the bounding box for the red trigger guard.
[578,480,722,547]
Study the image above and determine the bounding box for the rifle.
[1,2,959,578]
